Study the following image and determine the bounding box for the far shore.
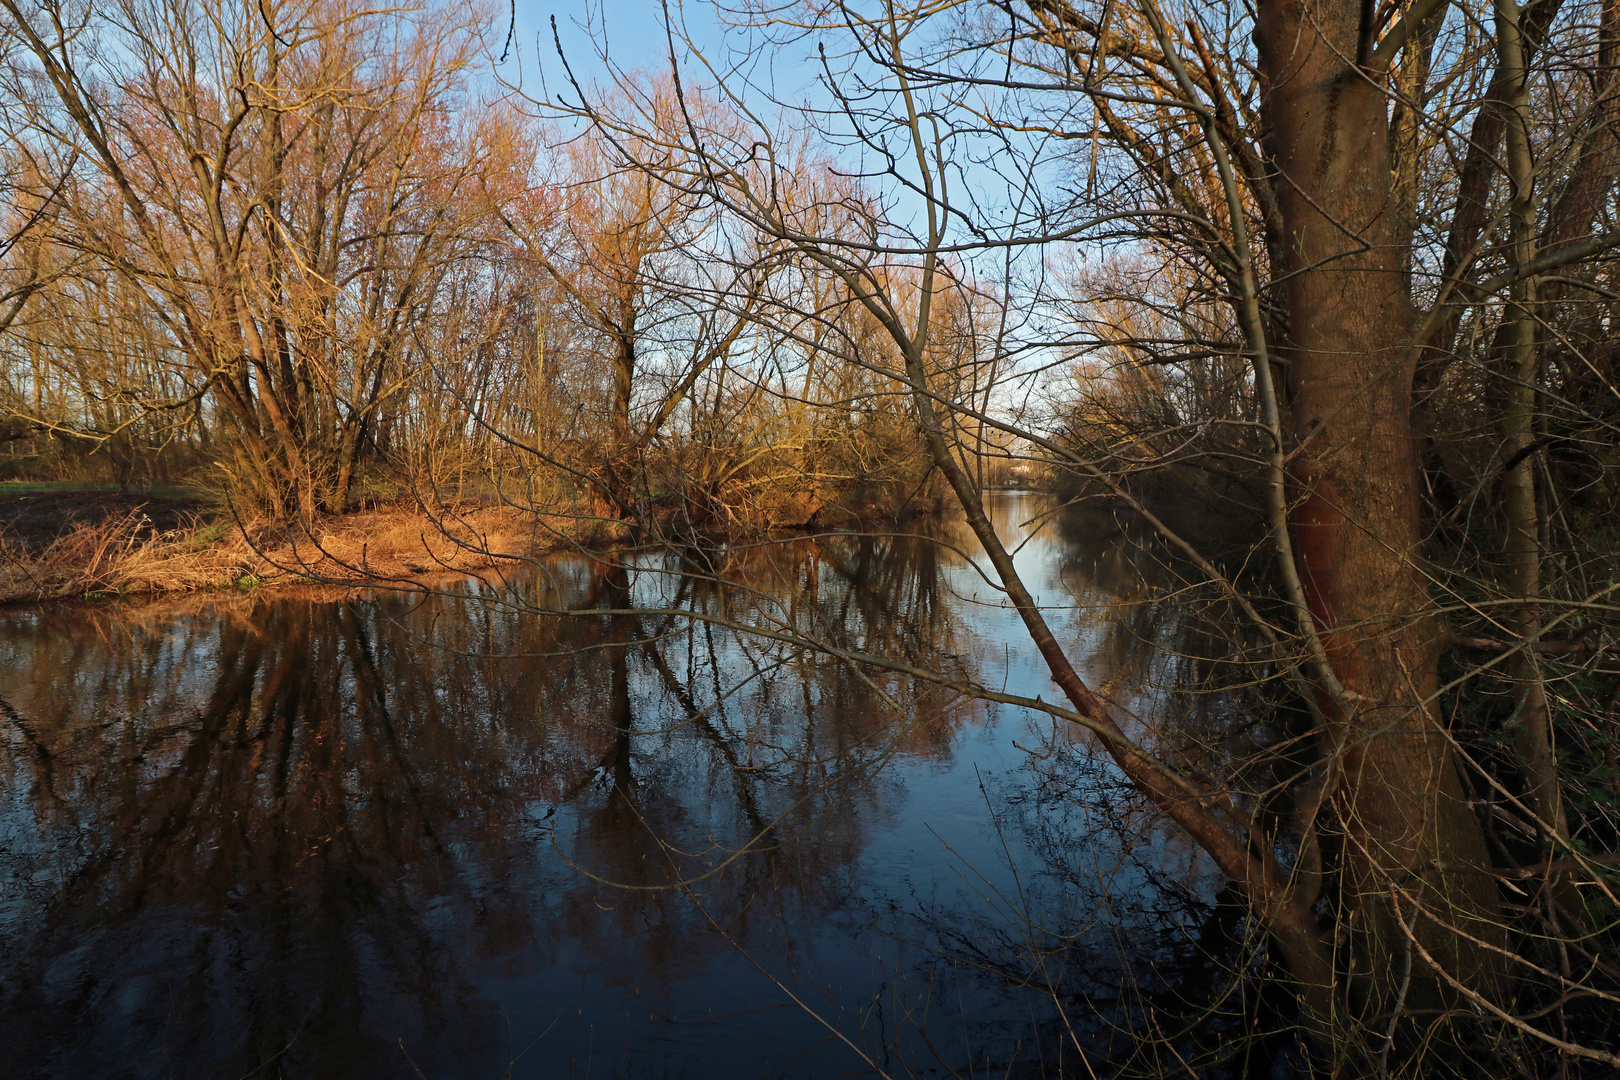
[0,484,629,606]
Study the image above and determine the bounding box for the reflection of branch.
[684,890,900,1080]
[643,641,768,836]
[0,693,75,823]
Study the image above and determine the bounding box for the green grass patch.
[180,522,232,548]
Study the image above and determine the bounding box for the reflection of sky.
[0,494,1220,1079]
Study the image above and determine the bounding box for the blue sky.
[501,1,824,106]
[493,3,1078,296]
[493,1,1072,405]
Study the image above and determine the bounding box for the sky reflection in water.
[0,493,1221,1079]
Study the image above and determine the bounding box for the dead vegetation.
[0,501,627,605]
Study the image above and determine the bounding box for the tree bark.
[1495,0,1568,854]
[1254,0,1502,1023]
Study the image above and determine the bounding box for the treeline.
[0,0,1004,534]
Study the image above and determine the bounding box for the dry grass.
[0,502,628,605]
[0,509,251,602]
[249,503,627,584]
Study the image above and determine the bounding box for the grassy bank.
[0,488,628,604]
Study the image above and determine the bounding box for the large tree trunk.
[1255,0,1501,1026]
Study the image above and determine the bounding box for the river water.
[0,493,1230,1079]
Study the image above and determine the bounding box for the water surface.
[0,493,1222,1078]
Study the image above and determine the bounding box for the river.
[0,492,1238,1079]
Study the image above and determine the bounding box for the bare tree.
[0,0,518,515]
[536,0,1620,1069]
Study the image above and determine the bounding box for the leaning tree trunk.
[1255,0,1502,1032]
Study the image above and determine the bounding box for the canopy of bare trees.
[4,0,1620,1072]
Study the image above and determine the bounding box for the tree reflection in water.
[0,494,1236,1078]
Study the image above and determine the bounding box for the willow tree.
[0,0,518,515]
[500,80,770,526]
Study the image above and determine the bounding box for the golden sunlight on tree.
[0,0,518,515]
[1,0,1618,1076]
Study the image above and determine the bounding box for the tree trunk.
[1255,0,1501,1026]
[1495,0,1568,854]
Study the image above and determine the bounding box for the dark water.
[0,493,1224,1079]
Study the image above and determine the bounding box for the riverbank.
[0,487,628,604]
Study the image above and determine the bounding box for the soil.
[0,488,209,550]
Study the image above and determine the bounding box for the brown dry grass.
[0,502,628,604]
[0,509,250,602]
